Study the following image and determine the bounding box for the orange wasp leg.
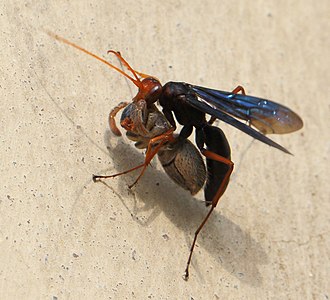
[127,128,175,188]
[184,149,234,280]
[231,85,246,95]
[93,128,175,188]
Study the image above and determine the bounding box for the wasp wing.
[191,85,303,135]
[185,86,292,154]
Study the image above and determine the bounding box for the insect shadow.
[97,129,268,286]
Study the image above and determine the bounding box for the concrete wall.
[0,1,329,299]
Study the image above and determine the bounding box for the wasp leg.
[184,150,233,280]
[93,162,145,182]
[109,102,129,136]
[184,125,234,280]
[201,149,234,206]
[231,85,246,95]
[127,128,175,188]
[184,204,214,280]
[93,128,175,187]
[208,85,246,125]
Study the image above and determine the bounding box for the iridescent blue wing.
[185,85,303,154]
[191,85,303,134]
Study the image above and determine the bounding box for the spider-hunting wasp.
[48,32,303,280]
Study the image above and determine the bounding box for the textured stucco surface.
[0,1,329,299]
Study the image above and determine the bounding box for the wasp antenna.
[107,50,140,82]
[46,31,142,88]
[107,50,157,80]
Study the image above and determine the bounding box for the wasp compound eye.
[141,77,163,104]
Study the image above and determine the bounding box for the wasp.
[48,32,303,280]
